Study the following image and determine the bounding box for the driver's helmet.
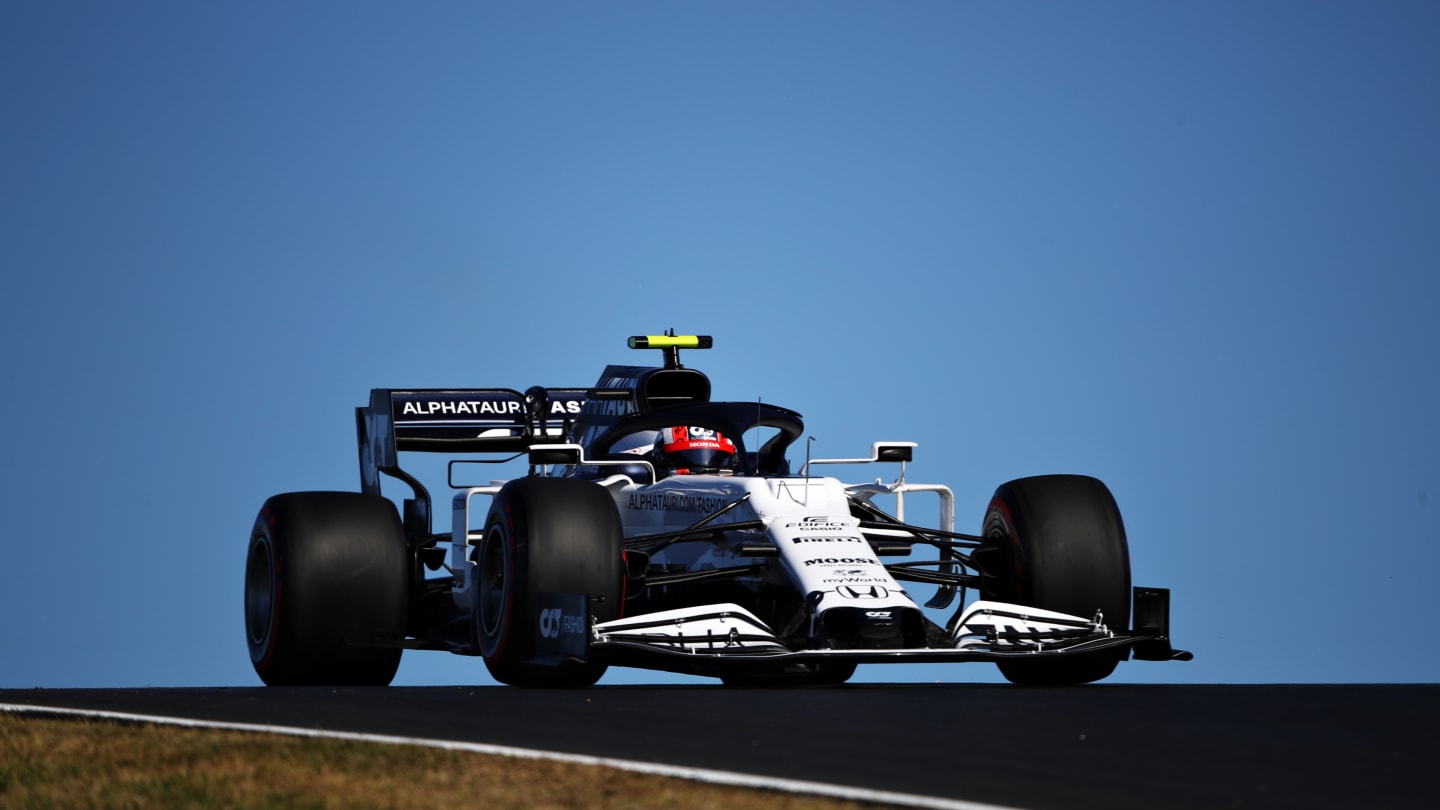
[657,426,737,475]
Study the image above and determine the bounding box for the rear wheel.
[980,475,1131,685]
[475,477,625,687]
[245,492,408,686]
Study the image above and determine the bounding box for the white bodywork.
[604,474,919,618]
[445,453,1109,657]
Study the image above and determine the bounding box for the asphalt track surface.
[1,683,1434,809]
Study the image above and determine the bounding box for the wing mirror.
[873,442,915,463]
[528,444,583,466]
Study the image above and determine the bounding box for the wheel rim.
[478,525,509,641]
[245,536,275,647]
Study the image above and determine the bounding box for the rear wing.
[357,387,601,494]
[354,333,718,537]
[360,336,715,488]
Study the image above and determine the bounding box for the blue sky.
[3,2,1436,687]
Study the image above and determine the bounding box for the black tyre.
[245,492,408,686]
[980,475,1131,685]
[475,477,625,687]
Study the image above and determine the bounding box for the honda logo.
[836,585,889,599]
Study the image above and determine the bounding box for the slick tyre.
[981,475,1131,685]
[245,492,408,686]
[475,477,625,687]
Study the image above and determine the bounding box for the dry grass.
[0,713,883,809]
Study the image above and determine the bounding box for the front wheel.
[474,477,625,687]
[245,492,408,686]
[980,475,1131,685]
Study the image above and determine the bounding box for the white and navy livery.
[244,334,1190,687]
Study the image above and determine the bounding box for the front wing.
[590,593,1190,678]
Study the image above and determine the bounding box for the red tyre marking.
[619,550,629,620]
[489,522,517,663]
[256,535,282,673]
[988,497,1024,599]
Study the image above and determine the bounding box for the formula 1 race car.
[244,334,1190,687]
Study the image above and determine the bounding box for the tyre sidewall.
[246,513,283,677]
[475,502,520,662]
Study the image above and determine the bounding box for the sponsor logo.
[539,608,585,638]
[865,611,893,619]
[785,516,850,532]
[823,575,891,584]
[626,492,729,514]
[802,558,874,567]
[787,536,862,544]
[398,398,581,418]
[402,399,522,417]
[836,585,890,599]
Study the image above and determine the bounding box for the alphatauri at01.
[244,334,1190,687]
